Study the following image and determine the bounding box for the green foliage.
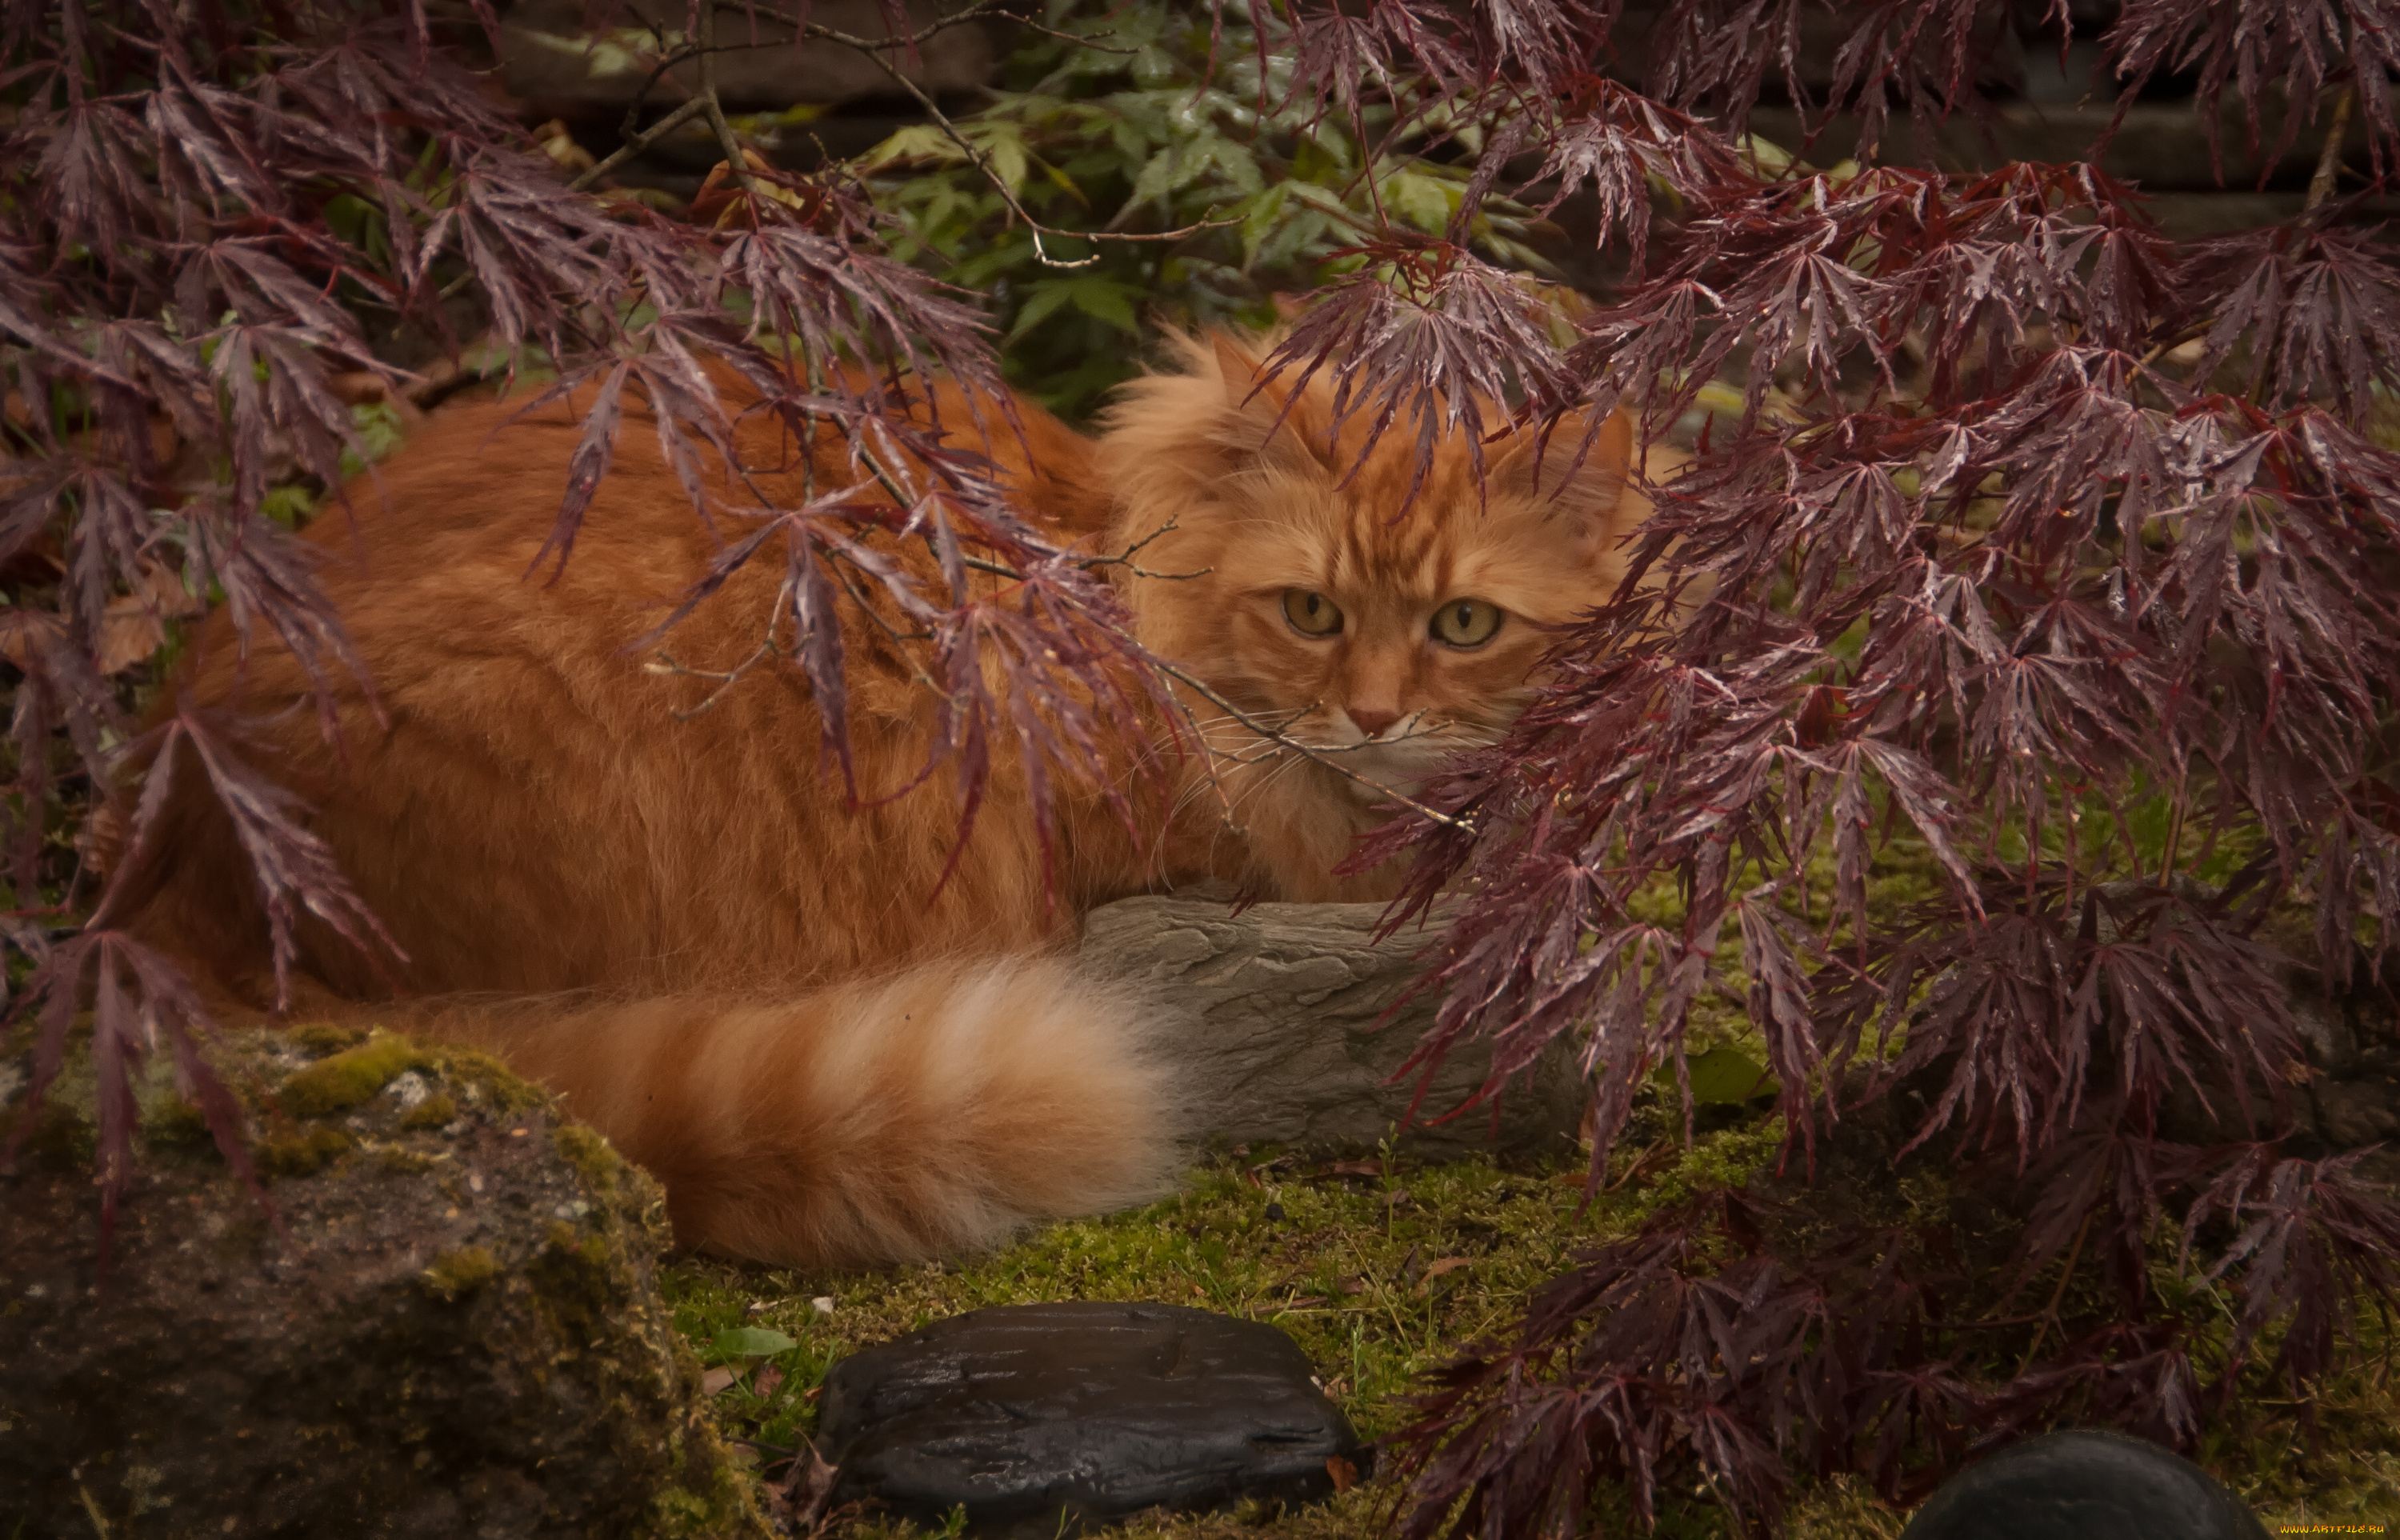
[859,0,1550,419]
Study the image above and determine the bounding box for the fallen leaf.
[1326,1454,1358,1493]
[702,1366,740,1396]
[713,1326,798,1358]
[810,1294,836,1315]
[752,1362,786,1401]
[1422,1257,1473,1281]
[1322,1159,1383,1178]
[530,118,597,176]
[87,562,205,674]
[787,1438,841,1534]
[0,608,62,670]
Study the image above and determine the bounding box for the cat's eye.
[1430,598,1503,649]
[1281,589,1344,637]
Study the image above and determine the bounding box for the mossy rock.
[0,1022,769,1539]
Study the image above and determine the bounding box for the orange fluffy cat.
[115,332,1656,1271]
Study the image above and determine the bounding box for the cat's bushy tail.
[396,957,1178,1270]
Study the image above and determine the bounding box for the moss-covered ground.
[654,831,2400,1534]
[659,1112,2400,1538]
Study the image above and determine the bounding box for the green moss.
[255,1125,357,1178]
[527,1218,622,1338]
[1634,1116,1786,1213]
[278,1033,426,1118]
[553,1122,623,1194]
[640,1436,772,1539]
[289,1022,367,1058]
[141,1094,216,1153]
[426,1045,548,1114]
[378,1146,439,1176]
[398,1091,458,1132]
[12,1099,95,1171]
[420,1245,501,1302]
[662,1112,2400,1539]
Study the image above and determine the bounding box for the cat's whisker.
[1222,752,1314,822]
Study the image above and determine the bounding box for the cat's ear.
[1491,410,1642,565]
[1206,332,1331,474]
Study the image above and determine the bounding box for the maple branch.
[710,0,1004,54]
[842,30,1234,268]
[1078,518,1214,581]
[569,94,712,194]
[693,0,760,202]
[570,1,1007,201]
[647,602,790,718]
[2306,80,2358,213]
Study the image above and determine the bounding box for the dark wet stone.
[818,1301,1364,1535]
[1901,1430,2271,1540]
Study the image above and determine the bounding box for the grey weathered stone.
[1078,895,1586,1158]
[818,1302,1364,1537]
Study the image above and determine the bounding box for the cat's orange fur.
[117,332,1658,1270]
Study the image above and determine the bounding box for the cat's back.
[292,374,1110,642]
[130,375,1112,1004]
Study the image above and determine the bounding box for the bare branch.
[2306,80,2358,213]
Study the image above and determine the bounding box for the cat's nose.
[1348,706,1402,739]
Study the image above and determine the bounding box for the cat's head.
[1096,330,1658,830]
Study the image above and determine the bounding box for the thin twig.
[1080,517,1213,580]
[1134,650,1475,832]
[2014,1207,2095,1374]
[591,0,1003,186]
[568,94,711,194]
[2306,80,2359,214]
[709,0,1004,54]
[934,535,1466,822]
[686,400,1470,832]
[842,34,1234,268]
[1007,15,1137,54]
[693,0,759,202]
[648,638,782,718]
[618,22,696,137]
